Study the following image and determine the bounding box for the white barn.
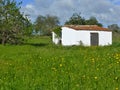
[52,25,112,46]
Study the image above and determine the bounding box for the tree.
[34,15,59,36]
[45,15,60,35]
[65,13,86,25]
[0,0,32,45]
[64,13,103,27]
[85,16,103,27]
[108,24,120,32]
[34,15,46,35]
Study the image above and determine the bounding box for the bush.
[52,26,62,38]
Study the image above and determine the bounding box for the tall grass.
[0,34,120,90]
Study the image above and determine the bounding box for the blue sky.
[16,0,34,6]
[16,0,120,27]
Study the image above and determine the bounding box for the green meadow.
[0,33,120,90]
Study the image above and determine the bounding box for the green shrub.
[52,26,62,38]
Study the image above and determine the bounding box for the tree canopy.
[34,15,60,36]
[108,24,120,32]
[85,16,103,27]
[65,13,103,27]
[65,13,86,25]
[0,0,32,45]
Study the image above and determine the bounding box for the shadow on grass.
[24,43,48,47]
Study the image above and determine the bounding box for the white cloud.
[26,4,33,9]
[21,0,120,27]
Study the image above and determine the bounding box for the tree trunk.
[2,32,6,45]
[2,37,6,45]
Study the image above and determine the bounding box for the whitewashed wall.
[98,31,112,46]
[61,27,112,46]
[52,32,61,44]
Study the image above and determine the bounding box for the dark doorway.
[90,33,99,46]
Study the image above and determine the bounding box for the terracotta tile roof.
[64,25,111,31]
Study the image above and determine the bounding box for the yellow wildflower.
[60,64,62,67]
[116,61,119,64]
[94,76,98,80]
[91,58,95,63]
[115,77,118,80]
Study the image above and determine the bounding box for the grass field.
[0,33,120,90]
